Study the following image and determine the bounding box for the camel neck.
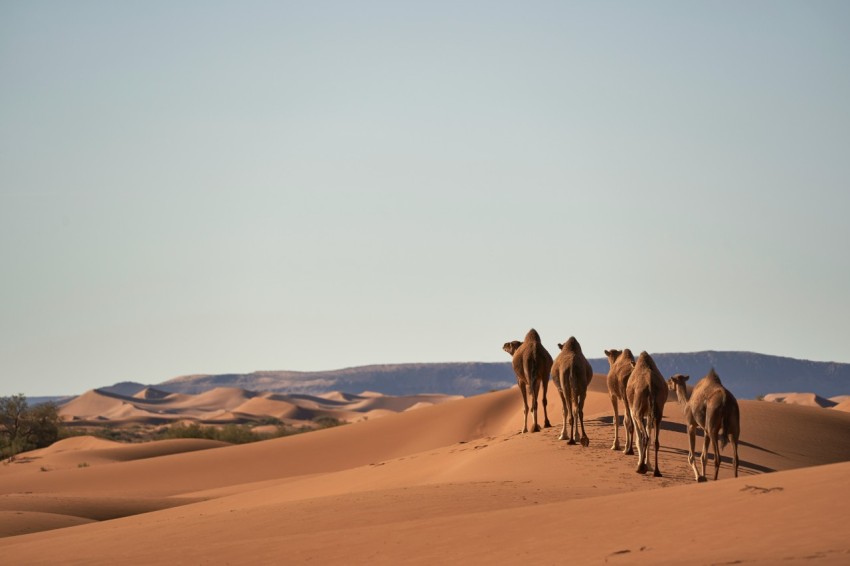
[675,386,690,407]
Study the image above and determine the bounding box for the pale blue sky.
[2,1,849,396]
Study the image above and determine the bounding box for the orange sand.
[2,377,849,564]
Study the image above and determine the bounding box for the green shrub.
[0,395,64,458]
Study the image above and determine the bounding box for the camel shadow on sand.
[593,415,777,475]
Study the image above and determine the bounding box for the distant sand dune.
[762,392,837,408]
[58,387,463,427]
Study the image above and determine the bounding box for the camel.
[552,337,593,446]
[503,329,553,433]
[625,351,668,477]
[668,369,740,482]
[604,348,636,453]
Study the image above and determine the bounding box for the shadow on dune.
[593,415,777,474]
[655,445,775,475]
[655,420,782,457]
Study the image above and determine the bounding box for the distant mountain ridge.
[144,351,850,400]
[643,351,850,399]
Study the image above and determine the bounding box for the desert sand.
[2,377,850,564]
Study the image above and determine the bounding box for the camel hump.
[524,328,541,343]
[622,348,635,361]
[637,351,661,374]
[706,368,722,383]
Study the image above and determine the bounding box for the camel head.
[604,349,623,364]
[668,374,690,403]
[503,341,522,356]
[558,337,579,352]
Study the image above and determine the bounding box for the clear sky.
[2,1,849,396]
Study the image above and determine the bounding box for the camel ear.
[604,349,611,356]
[682,375,690,382]
[558,343,564,350]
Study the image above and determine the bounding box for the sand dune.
[762,392,837,408]
[2,379,849,564]
[58,387,463,427]
[828,395,850,412]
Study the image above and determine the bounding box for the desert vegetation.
[69,417,346,445]
[0,394,63,459]
[1,392,348,455]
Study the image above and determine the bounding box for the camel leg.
[652,416,662,477]
[558,381,569,441]
[566,400,577,445]
[700,428,710,478]
[542,375,552,428]
[610,396,620,451]
[529,378,541,433]
[732,436,739,478]
[634,416,648,474]
[578,397,589,447]
[711,432,722,481]
[519,382,529,434]
[623,405,635,456]
[687,424,703,482]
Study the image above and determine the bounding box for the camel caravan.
[503,328,741,482]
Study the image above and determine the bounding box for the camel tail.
[649,387,656,432]
[717,391,732,449]
[524,350,539,390]
[719,391,740,449]
[568,364,579,410]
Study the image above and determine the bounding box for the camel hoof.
[636,464,647,474]
[530,424,541,433]
[544,421,552,428]
[580,437,589,448]
[611,443,620,451]
[624,448,634,456]
[567,439,577,445]
[697,476,708,483]
[653,469,663,478]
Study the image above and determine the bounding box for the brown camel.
[503,329,552,433]
[668,369,740,482]
[604,348,636,454]
[552,337,593,446]
[625,351,668,477]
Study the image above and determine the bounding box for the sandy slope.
[2,377,850,564]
